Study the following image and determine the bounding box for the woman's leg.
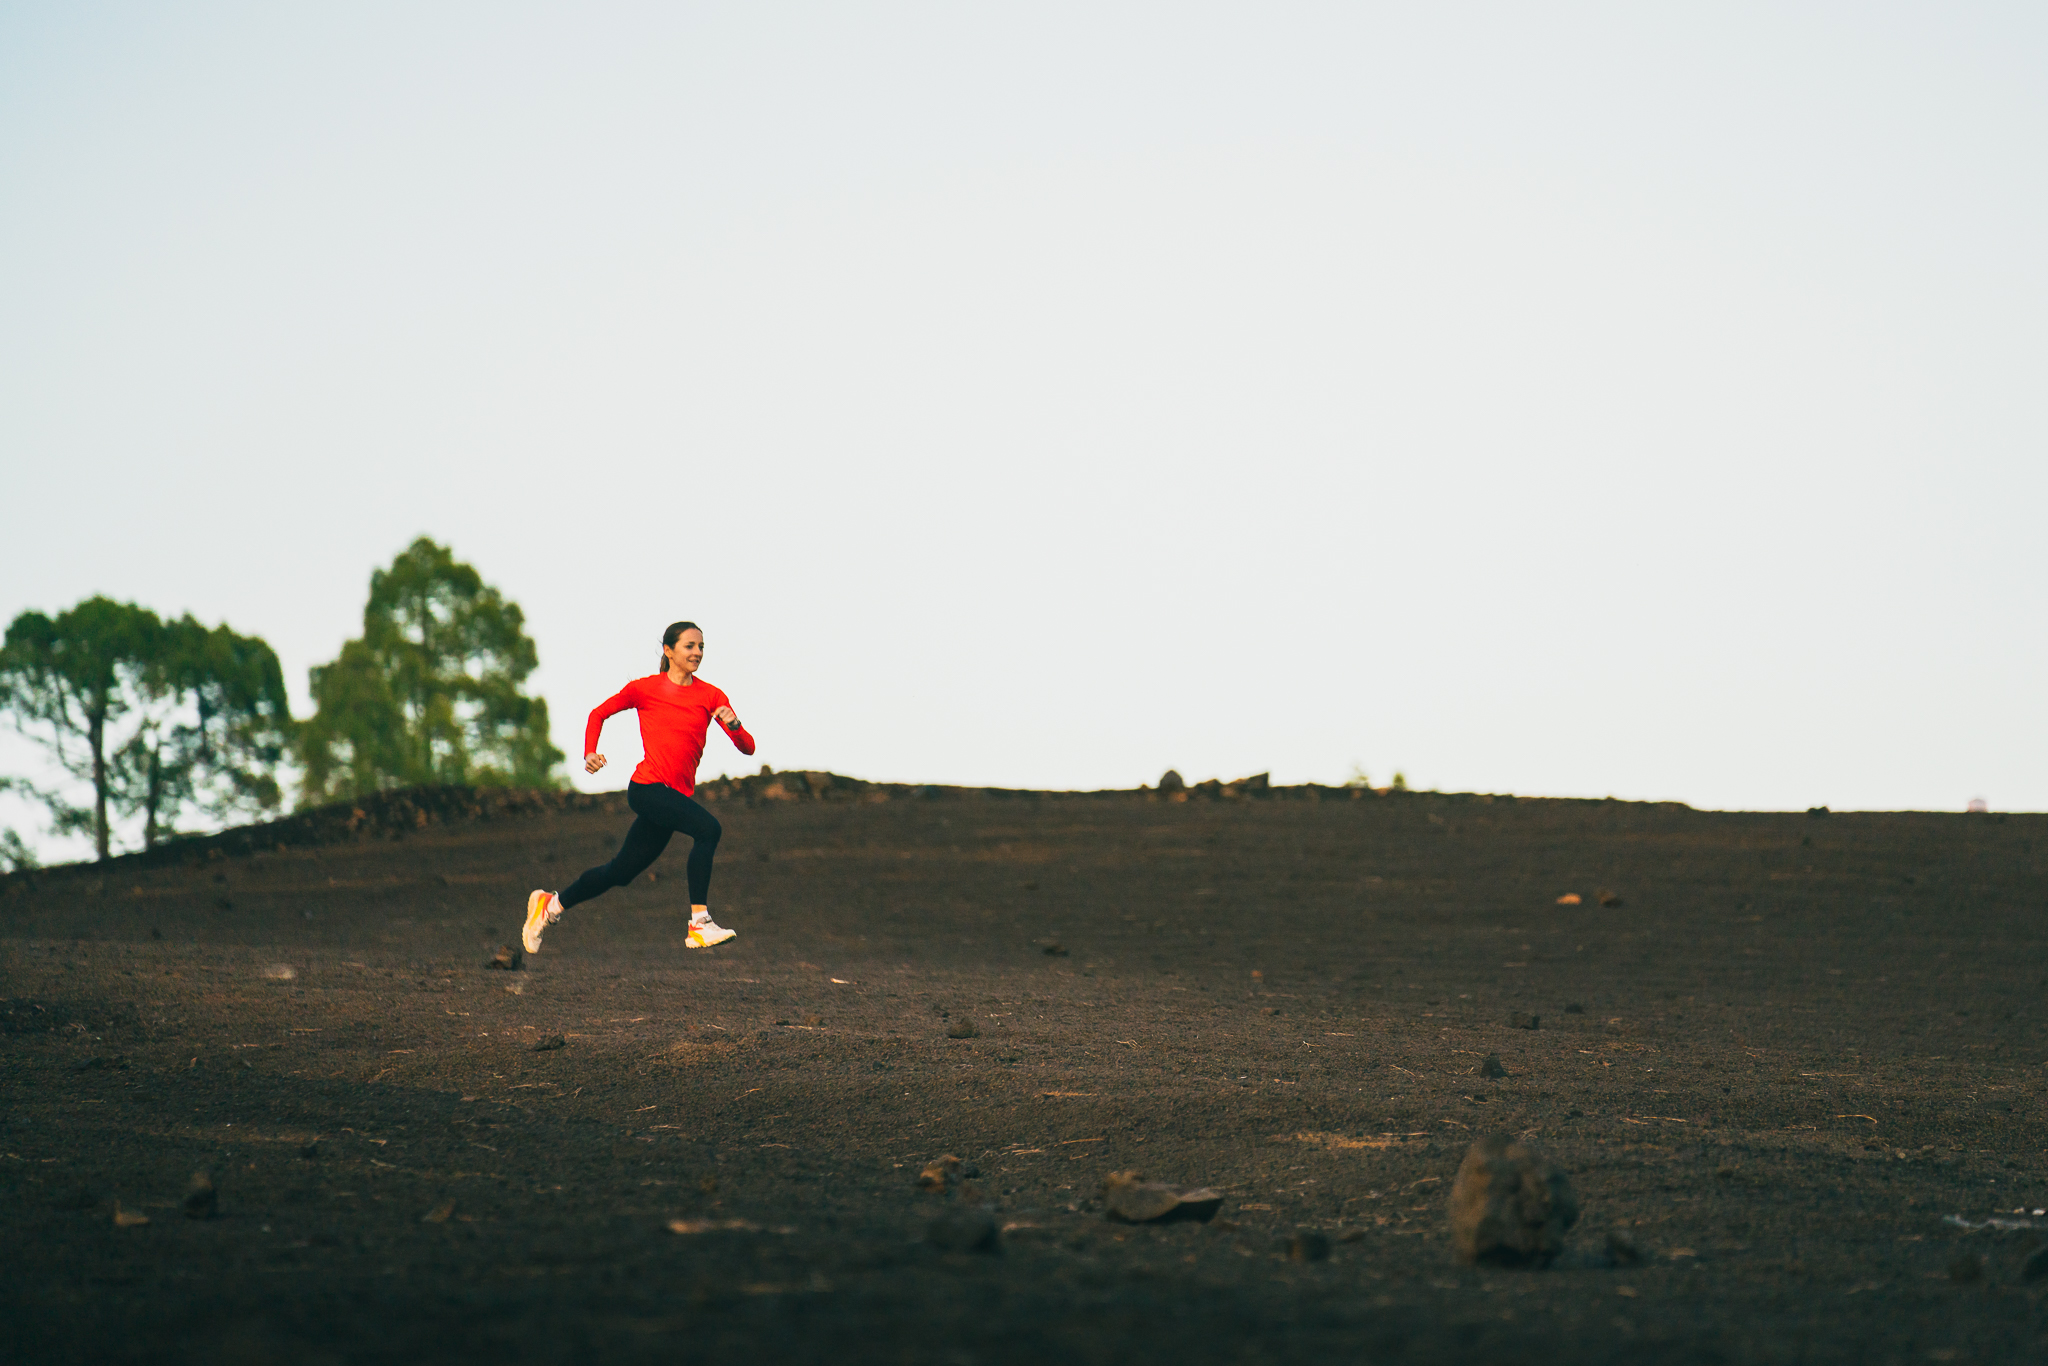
[678,797,722,906]
[617,785,731,943]
[558,792,676,909]
[620,785,723,905]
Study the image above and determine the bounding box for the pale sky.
[3,3,2044,859]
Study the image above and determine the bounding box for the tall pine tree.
[299,538,562,802]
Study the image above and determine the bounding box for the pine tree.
[299,538,563,802]
[0,597,156,861]
[0,599,291,859]
[109,616,293,847]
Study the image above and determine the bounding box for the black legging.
[559,782,722,909]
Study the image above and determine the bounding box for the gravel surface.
[3,790,2044,1363]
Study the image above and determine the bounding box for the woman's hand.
[713,705,740,731]
[584,753,607,774]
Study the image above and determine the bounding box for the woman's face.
[665,629,704,678]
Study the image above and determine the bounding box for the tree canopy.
[0,598,292,860]
[299,538,562,802]
[112,616,293,847]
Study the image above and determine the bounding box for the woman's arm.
[711,704,756,757]
[583,683,640,766]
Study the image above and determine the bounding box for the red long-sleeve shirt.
[584,674,756,796]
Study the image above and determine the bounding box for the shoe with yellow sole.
[685,916,735,949]
[522,890,562,954]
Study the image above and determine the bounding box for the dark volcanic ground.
[3,789,2045,1364]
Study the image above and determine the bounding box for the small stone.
[1101,1170,1224,1224]
[533,1034,566,1052]
[1596,889,1623,908]
[668,1217,760,1235]
[299,1138,321,1160]
[1604,1229,1642,1267]
[486,945,523,971]
[2020,1244,2048,1283]
[1260,1007,1279,1016]
[1948,1252,1984,1283]
[113,1205,150,1228]
[919,1155,965,1191]
[1555,893,1581,905]
[1508,1012,1540,1030]
[422,1200,455,1224]
[1448,1135,1580,1267]
[946,1019,980,1039]
[926,1211,1000,1253]
[183,1172,218,1220]
[1480,1054,1508,1078]
[261,964,296,981]
[1042,943,1069,957]
[1286,1231,1332,1262]
[1158,770,1185,794]
[1104,1175,1181,1222]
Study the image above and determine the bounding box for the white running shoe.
[685,916,735,949]
[523,890,561,954]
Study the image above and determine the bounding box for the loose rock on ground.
[182,1172,217,1220]
[1448,1136,1579,1267]
[1101,1171,1224,1225]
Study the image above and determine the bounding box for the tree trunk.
[143,746,162,849]
[89,711,109,863]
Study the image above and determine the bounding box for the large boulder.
[1448,1135,1578,1266]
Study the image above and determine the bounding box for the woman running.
[523,621,755,955]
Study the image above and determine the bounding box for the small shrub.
[0,828,38,873]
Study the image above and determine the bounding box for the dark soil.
[3,787,2045,1364]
